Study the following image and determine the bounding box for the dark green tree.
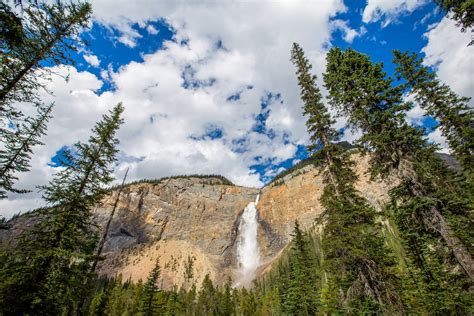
[0,103,124,314]
[0,1,91,223]
[282,220,319,315]
[393,50,474,178]
[197,274,218,315]
[434,0,473,39]
[291,42,403,314]
[0,102,53,199]
[140,258,162,316]
[220,277,234,316]
[324,47,473,312]
[0,1,92,111]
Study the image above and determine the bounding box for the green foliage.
[281,221,320,315]
[0,104,124,315]
[434,0,474,34]
[324,47,473,313]
[393,50,474,178]
[292,42,404,314]
[140,259,163,316]
[0,1,91,109]
[0,103,53,198]
[0,0,91,208]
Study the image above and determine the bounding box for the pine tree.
[291,43,403,313]
[0,1,91,110]
[290,43,340,194]
[0,102,53,199]
[324,47,473,312]
[393,50,474,178]
[0,1,90,225]
[220,277,234,316]
[434,0,473,37]
[197,274,218,315]
[140,258,162,316]
[282,220,319,315]
[0,103,124,314]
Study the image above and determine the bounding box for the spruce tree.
[283,220,319,315]
[140,258,162,316]
[0,102,53,198]
[0,103,124,314]
[434,0,473,36]
[291,43,403,313]
[0,1,91,111]
[0,1,91,223]
[324,47,473,312]
[197,274,218,315]
[393,50,474,178]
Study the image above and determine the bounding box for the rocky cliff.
[0,153,397,289]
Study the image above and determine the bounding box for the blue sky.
[2,0,472,217]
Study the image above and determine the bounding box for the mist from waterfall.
[236,194,260,287]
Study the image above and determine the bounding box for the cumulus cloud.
[83,54,101,67]
[146,24,159,35]
[427,128,449,153]
[422,17,474,103]
[362,0,427,25]
[330,19,366,43]
[0,0,348,218]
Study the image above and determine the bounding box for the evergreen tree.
[434,0,473,37]
[282,220,319,315]
[291,42,403,313]
[220,277,234,316]
[0,1,91,111]
[290,43,339,193]
[197,274,218,315]
[393,50,474,178]
[0,1,90,225]
[140,258,162,316]
[324,47,473,312]
[0,102,53,198]
[0,103,124,314]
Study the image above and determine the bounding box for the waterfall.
[236,194,260,287]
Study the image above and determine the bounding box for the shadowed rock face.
[0,153,397,289]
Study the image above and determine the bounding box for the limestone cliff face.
[92,177,258,289]
[0,153,397,289]
[256,153,395,272]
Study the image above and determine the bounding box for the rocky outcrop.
[92,177,258,288]
[256,153,396,270]
[0,153,397,289]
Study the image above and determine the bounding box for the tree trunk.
[89,168,128,273]
[421,206,474,281]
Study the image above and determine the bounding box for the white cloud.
[146,24,159,35]
[427,128,449,153]
[0,0,348,218]
[83,54,101,67]
[362,0,427,25]
[330,19,366,43]
[422,17,474,104]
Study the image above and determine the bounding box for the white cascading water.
[235,194,260,287]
